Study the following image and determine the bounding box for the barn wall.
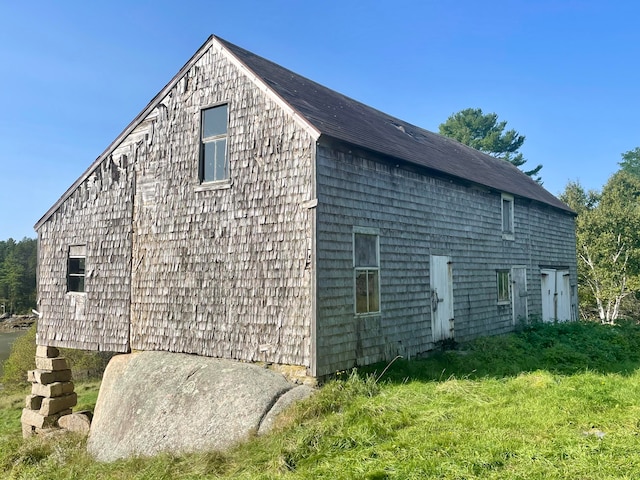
[36,140,139,352]
[314,142,576,376]
[129,44,315,367]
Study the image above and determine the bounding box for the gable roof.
[217,36,571,213]
[35,35,571,230]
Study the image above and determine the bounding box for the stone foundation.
[21,345,80,437]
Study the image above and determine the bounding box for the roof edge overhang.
[34,35,321,231]
[317,135,577,216]
[214,35,321,142]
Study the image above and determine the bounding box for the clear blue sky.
[1,1,637,240]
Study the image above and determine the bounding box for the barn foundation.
[21,345,78,437]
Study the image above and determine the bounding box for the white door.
[541,269,572,322]
[430,255,454,342]
[541,269,556,322]
[556,270,571,321]
[511,266,528,324]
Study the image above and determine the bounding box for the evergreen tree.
[439,108,543,182]
[0,237,37,315]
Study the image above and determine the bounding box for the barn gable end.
[36,38,317,368]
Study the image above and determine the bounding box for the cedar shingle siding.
[35,36,577,377]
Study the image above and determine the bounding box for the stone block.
[21,408,72,429]
[35,357,69,371]
[58,412,92,434]
[40,393,77,416]
[25,394,43,410]
[36,345,60,359]
[28,369,72,385]
[31,381,75,398]
[22,423,35,438]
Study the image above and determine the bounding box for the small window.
[497,270,510,304]
[501,193,514,239]
[200,104,229,183]
[67,245,86,293]
[354,232,380,314]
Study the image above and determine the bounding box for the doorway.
[541,269,571,322]
[430,255,454,342]
[511,266,528,324]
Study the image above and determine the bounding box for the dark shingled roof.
[217,36,572,213]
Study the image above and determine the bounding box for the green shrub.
[1,324,36,391]
[0,323,113,392]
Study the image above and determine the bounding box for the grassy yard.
[3,320,640,479]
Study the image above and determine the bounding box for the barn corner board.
[35,35,577,378]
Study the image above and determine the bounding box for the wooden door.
[430,255,454,342]
[540,269,556,322]
[556,270,571,321]
[511,266,528,324]
[541,269,572,322]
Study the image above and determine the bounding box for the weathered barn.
[34,35,577,378]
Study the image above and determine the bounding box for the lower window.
[67,245,86,293]
[354,232,380,314]
[497,270,510,303]
[355,269,380,313]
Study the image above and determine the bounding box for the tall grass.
[3,320,640,478]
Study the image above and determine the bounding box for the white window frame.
[353,227,381,315]
[501,193,515,240]
[497,270,511,305]
[67,245,87,294]
[199,103,229,185]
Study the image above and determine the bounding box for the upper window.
[354,232,380,314]
[497,270,510,304]
[501,193,514,240]
[67,245,86,293]
[200,104,229,183]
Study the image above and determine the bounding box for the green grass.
[4,320,640,478]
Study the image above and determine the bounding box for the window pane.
[203,138,228,182]
[502,199,512,232]
[355,270,369,313]
[68,276,85,293]
[203,105,228,138]
[497,272,510,302]
[368,270,380,312]
[203,142,216,182]
[355,234,377,267]
[68,257,85,275]
[214,138,228,181]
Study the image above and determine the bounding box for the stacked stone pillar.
[21,345,77,437]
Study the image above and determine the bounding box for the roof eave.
[317,134,576,216]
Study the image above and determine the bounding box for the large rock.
[258,385,315,435]
[87,352,308,462]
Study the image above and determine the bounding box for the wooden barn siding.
[129,45,315,367]
[314,143,576,376]
[520,203,578,319]
[37,150,135,352]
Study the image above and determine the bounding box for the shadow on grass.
[359,319,640,384]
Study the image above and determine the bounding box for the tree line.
[0,238,37,315]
